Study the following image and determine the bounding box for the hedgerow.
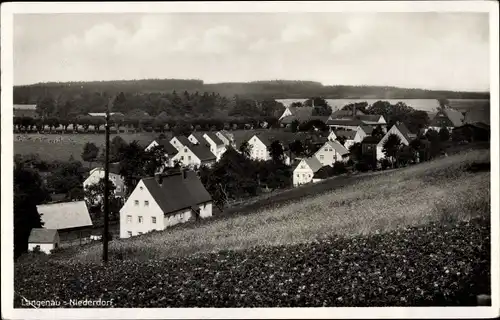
[14,217,490,307]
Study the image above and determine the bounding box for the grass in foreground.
[53,148,490,262]
[14,217,490,307]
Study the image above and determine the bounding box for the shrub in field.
[332,161,347,175]
[14,217,490,307]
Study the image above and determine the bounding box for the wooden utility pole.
[102,97,114,262]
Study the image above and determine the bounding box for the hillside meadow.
[14,148,491,307]
[47,148,490,263]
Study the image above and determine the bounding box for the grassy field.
[12,129,265,163]
[48,148,490,263]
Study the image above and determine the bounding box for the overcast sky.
[13,12,489,91]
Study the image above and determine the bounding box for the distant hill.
[13,79,489,104]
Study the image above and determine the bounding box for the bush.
[380,158,391,170]
[332,162,348,175]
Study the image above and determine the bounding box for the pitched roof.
[289,107,314,121]
[358,125,373,135]
[219,130,234,141]
[362,136,382,144]
[334,130,357,140]
[357,115,383,123]
[28,228,59,243]
[304,157,323,172]
[173,136,193,146]
[189,144,216,161]
[330,109,367,118]
[36,201,93,230]
[190,132,206,144]
[325,140,350,156]
[443,108,465,127]
[463,109,490,125]
[141,171,212,215]
[204,132,224,146]
[89,162,122,175]
[157,139,179,156]
[394,122,413,143]
[326,118,364,126]
[255,132,305,146]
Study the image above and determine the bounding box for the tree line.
[15,79,489,106]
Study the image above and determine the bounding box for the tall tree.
[109,136,128,163]
[372,125,385,139]
[439,127,450,142]
[81,142,99,169]
[382,134,403,166]
[288,140,305,157]
[143,145,169,176]
[239,140,252,158]
[268,140,285,164]
[119,140,147,193]
[14,163,50,257]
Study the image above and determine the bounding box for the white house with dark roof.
[119,170,213,238]
[376,123,414,160]
[216,130,235,147]
[293,157,324,187]
[333,130,363,150]
[203,133,227,160]
[170,143,216,168]
[314,140,350,167]
[144,139,179,168]
[36,201,93,245]
[170,136,193,151]
[83,163,126,197]
[429,108,465,132]
[28,229,60,254]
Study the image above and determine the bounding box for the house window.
[300,165,306,169]
[127,215,132,223]
[139,186,143,191]
[127,231,132,237]
[320,155,324,160]
[138,216,143,223]
[144,200,149,207]
[134,200,139,206]
[188,156,191,161]
[184,148,187,153]
[181,156,184,161]
[152,217,157,224]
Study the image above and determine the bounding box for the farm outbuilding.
[36,201,94,247]
[28,228,60,254]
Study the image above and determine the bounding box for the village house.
[144,139,179,167]
[170,136,193,151]
[14,104,38,118]
[357,125,374,137]
[119,170,213,238]
[428,108,464,132]
[216,130,236,147]
[314,140,350,167]
[331,130,363,150]
[246,132,297,162]
[203,133,227,160]
[188,132,206,145]
[170,143,216,168]
[36,201,93,247]
[376,122,414,160]
[83,163,126,198]
[293,157,324,187]
[361,136,382,161]
[28,229,61,254]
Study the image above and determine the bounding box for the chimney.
[155,173,163,185]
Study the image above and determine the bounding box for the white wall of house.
[314,143,347,167]
[376,126,410,160]
[187,134,202,145]
[293,161,315,186]
[83,169,126,195]
[215,132,233,147]
[170,146,203,168]
[120,180,164,238]
[28,242,57,254]
[279,107,293,120]
[248,136,271,161]
[145,140,159,152]
[203,134,227,161]
[163,202,213,228]
[328,131,337,141]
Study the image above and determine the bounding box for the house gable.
[378,125,410,148]
[145,140,159,152]
[171,146,202,167]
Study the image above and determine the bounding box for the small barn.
[28,228,60,254]
[36,201,93,247]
